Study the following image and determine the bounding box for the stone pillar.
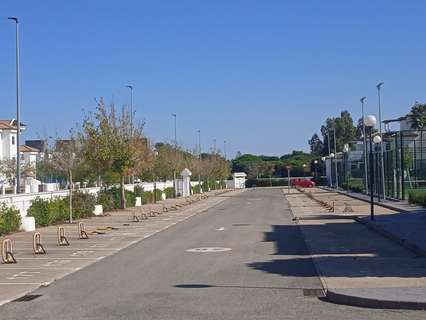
[180,168,192,197]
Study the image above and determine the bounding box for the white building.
[0,119,42,193]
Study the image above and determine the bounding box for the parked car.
[291,178,315,188]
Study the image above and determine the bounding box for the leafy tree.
[82,100,153,209]
[308,133,324,156]
[51,137,82,223]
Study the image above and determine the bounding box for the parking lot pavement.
[0,190,237,305]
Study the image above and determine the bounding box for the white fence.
[0,181,175,218]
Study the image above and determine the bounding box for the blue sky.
[0,1,425,158]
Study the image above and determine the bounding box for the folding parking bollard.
[132,214,140,222]
[2,239,16,264]
[33,233,46,254]
[57,227,70,246]
[78,222,89,239]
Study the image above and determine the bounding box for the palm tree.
[408,103,426,177]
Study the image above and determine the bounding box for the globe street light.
[329,153,335,188]
[360,97,368,194]
[364,115,378,220]
[302,163,307,178]
[376,82,386,200]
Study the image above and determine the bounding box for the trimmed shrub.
[142,191,154,204]
[97,187,136,211]
[192,185,201,194]
[27,197,69,227]
[246,178,289,188]
[342,180,364,193]
[0,204,21,235]
[68,191,96,220]
[164,187,175,199]
[408,189,426,206]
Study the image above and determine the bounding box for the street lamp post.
[197,130,202,200]
[360,97,368,194]
[172,114,177,198]
[377,82,386,200]
[333,123,338,189]
[8,17,21,194]
[224,140,227,159]
[125,85,134,134]
[327,127,333,187]
[364,115,381,221]
[314,160,318,180]
[302,164,307,178]
[330,153,335,188]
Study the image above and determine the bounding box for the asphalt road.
[1,188,425,319]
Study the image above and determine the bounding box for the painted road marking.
[186,247,232,253]
[7,271,41,280]
[216,227,225,231]
[43,260,72,267]
[70,251,95,257]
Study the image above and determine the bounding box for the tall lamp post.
[125,85,134,134]
[223,140,227,159]
[172,114,177,198]
[333,122,338,189]
[364,115,381,221]
[376,82,386,200]
[197,130,202,200]
[330,153,335,188]
[8,17,21,194]
[360,97,368,194]
[302,164,307,178]
[313,160,318,182]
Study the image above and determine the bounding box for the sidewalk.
[0,189,238,306]
[322,187,426,256]
[285,188,426,310]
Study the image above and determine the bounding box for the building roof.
[19,145,41,153]
[0,119,26,130]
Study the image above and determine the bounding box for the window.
[11,136,15,145]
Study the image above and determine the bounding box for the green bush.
[97,187,136,211]
[408,189,426,206]
[164,187,175,199]
[342,180,364,193]
[192,185,201,194]
[142,191,154,204]
[68,191,96,220]
[246,178,289,188]
[27,197,69,227]
[0,204,21,235]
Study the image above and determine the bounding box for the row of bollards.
[1,222,90,264]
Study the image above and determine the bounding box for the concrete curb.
[282,190,328,296]
[323,289,426,310]
[354,217,426,258]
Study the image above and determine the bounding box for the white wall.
[0,181,178,218]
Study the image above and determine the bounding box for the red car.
[291,178,315,188]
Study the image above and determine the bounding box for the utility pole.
[8,17,21,194]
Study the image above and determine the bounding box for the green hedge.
[68,192,96,220]
[28,191,96,226]
[28,197,69,227]
[192,185,201,194]
[97,187,136,211]
[164,187,175,199]
[342,180,364,193]
[408,189,426,206]
[246,178,289,188]
[0,204,21,235]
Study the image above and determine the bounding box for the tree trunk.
[69,170,73,224]
[120,174,126,209]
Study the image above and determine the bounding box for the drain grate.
[13,294,42,302]
[303,289,325,297]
